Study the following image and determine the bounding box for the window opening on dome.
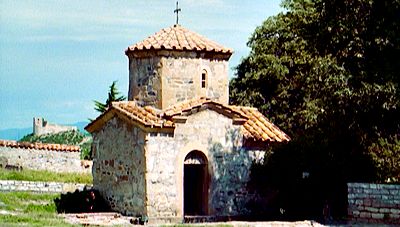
[201,70,207,88]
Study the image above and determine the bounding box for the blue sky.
[0,0,283,130]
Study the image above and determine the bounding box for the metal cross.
[174,1,181,25]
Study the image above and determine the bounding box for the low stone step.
[0,180,91,193]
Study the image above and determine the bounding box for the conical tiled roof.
[125,24,233,54]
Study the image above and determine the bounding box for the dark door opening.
[184,151,208,216]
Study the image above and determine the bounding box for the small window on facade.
[201,70,207,88]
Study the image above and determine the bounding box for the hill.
[19,130,92,160]
[0,121,89,141]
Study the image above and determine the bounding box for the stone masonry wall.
[160,55,229,108]
[92,117,147,216]
[145,109,263,219]
[128,57,162,107]
[128,51,229,109]
[0,180,89,193]
[348,182,400,224]
[0,146,90,173]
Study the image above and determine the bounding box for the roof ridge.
[173,24,181,49]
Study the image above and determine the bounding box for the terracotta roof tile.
[86,98,289,143]
[112,101,174,128]
[163,97,289,142]
[162,97,247,120]
[126,25,233,54]
[0,140,80,152]
[231,106,290,142]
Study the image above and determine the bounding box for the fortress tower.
[33,117,77,136]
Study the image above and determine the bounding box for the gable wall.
[145,109,264,219]
[91,116,147,216]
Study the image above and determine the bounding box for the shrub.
[54,188,110,213]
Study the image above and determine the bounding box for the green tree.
[94,81,126,113]
[231,0,399,219]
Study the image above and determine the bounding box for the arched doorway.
[184,150,208,215]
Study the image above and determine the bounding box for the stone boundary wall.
[0,180,91,193]
[0,140,91,173]
[348,182,400,224]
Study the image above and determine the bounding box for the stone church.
[85,24,289,222]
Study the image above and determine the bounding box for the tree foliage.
[231,0,399,219]
[19,130,92,160]
[94,81,126,113]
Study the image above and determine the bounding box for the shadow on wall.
[55,188,111,213]
[207,127,256,216]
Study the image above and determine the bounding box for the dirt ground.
[61,212,326,226]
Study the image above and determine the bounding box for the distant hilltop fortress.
[33,117,77,136]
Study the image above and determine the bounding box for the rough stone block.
[371,213,384,219]
[379,208,390,213]
[365,207,379,213]
[386,184,398,189]
[391,208,400,214]
[382,195,391,200]
[364,189,372,194]
[359,212,371,218]
[372,200,382,207]
[355,200,364,206]
[371,189,380,195]
[385,200,397,208]
[364,198,372,206]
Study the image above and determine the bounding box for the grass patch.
[0,192,74,226]
[0,192,58,212]
[0,169,92,184]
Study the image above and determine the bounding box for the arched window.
[201,70,207,88]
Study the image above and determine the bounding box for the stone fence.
[348,182,400,224]
[0,140,92,173]
[0,180,91,193]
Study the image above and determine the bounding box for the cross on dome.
[174,1,181,25]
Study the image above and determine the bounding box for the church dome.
[125,24,233,55]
